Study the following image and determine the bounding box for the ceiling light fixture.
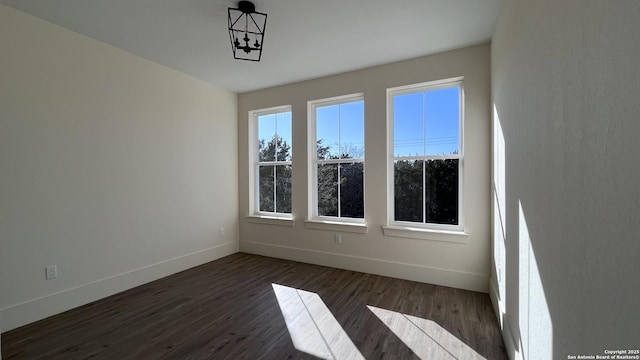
[228,1,267,62]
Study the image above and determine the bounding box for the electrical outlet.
[45,265,58,280]
[218,227,225,239]
[333,233,342,244]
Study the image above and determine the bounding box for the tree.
[258,135,291,213]
[258,135,291,162]
[394,159,458,225]
[316,139,364,218]
[394,160,424,222]
[425,159,458,225]
[339,161,364,218]
[316,140,337,216]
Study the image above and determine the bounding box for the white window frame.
[248,105,294,223]
[385,77,465,237]
[306,93,366,230]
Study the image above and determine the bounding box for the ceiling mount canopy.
[228,1,267,62]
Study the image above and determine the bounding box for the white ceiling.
[1,0,502,93]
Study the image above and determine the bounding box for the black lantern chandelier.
[228,1,267,62]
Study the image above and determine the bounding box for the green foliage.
[394,160,424,222]
[258,135,291,213]
[316,140,364,218]
[257,136,456,223]
[317,163,338,216]
[258,135,291,162]
[425,159,458,224]
[394,159,458,225]
[339,162,364,218]
[316,140,330,160]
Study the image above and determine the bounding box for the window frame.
[248,105,293,220]
[386,77,465,233]
[307,93,366,225]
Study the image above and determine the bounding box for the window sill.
[246,215,295,227]
[304,219,368,234]
[382,225,469,243]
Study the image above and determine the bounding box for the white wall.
[0,4,239,332]
[491,1,640,359]
[238,44,491,292]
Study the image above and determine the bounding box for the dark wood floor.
[2,253,506,359]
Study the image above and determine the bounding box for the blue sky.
[258,111,292,161]
[394,86,460,157]
[316,100,364,159]
[257,86,459,160]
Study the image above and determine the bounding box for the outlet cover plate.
[46,265,58,280]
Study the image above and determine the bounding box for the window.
[387,78,463,231]
[308,94,364,221]
[249,106,292,217]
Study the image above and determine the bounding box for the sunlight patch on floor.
[367,305,486,360]
[272,283,364,360]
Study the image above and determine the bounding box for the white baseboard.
[503,320,520,360]
[241,240,489,293]
[0,242,237,333]
[489,277,501,324]
[489,277,519,360]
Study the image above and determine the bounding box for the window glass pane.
[425,159,459,225]
[258,114,276,161]
[316,139,331,160]
[275,164,292,213]
[425,87,460,156]
[259,165,275,212]
[339,162,364,218]
[317,163,338,216]
[254,108,292,216]
[313,97,364,219]
[316,105,339,159]
[276,112,292,161]
[339,101,364,159]
[393,93,424,157]
[394,160,424,222]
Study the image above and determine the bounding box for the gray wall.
[0,5,239,331]
[491,0,640,358]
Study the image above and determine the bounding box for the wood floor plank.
[2,253,507,359]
